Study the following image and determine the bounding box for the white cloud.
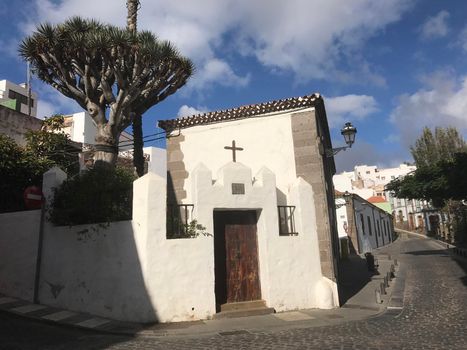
[190,59,251,91]
[458,25,467,53]
[0,38,21,59]
[419,10,450,40]
[384,133,400,144]
[325,94,378,127]
[24,0,413,87]
[390,70,467,147]
[177,105,208,117]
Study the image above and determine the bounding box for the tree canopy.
[19,17,193,166]
[0,116,78,212]
[387,126,467,208]
[410,126,466,167]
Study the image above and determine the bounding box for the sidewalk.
[0,240,405,339]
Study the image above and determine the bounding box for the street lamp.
[326,122,357,157]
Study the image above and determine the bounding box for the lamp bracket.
[326,145,349,157]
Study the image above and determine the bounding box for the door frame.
[213,209,261,311]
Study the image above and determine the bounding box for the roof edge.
[158,93,323,131]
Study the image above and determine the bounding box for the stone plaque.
[232,183,245,195]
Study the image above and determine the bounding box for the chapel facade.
[158,93,341,316]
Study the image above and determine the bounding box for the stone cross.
[224,140,244,162]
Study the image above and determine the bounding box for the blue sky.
[1,0,467,172]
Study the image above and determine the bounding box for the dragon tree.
[19,17,193,167]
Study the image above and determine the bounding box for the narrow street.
[0,235,466,349]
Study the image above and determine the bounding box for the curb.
[396,228,467,260]
[386,263,405,317]
[0,243,404,338]
[0,295,143,336]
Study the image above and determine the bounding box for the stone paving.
[0,235,466,349]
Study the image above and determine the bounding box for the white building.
[336,192,394,255]
[62,111,133,152]
[158,93,341,316]
[1,93,385,324]
[0,80,37,117]
[333,163,429,230]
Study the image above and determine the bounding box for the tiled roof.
[367,196,387,203]
[158,93,323,131]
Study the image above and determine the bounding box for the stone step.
[213,307,275,319]
[220,300,267,312]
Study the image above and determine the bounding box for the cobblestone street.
[1,235,466,349]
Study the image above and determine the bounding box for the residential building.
[0,80,42,145]
[0,80,37,117]
[333,163,428,230]
[336,192,394,255]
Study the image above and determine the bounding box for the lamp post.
[326,122,357,157]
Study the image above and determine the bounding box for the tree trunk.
[94,124,118,168]
[132,114,145,176]
[127,0,145,176]
[127,0,138,32]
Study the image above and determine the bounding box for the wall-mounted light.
[326,122,357,157]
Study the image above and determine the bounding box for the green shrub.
[0,135,47,212]
[50,166,135,226]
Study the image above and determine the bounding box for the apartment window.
[8,90,34,107]
[367,217,372,236]
[360,214,365,235]
[366,171,370,174]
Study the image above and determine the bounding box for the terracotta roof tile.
[158,93,323,131]
[367,196,387,203]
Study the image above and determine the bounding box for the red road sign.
[24,186,43,209]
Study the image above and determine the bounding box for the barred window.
[278,206,298,236]
[167,203,194,239]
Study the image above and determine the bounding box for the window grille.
[167,203,194,239]
[278,206,298,236]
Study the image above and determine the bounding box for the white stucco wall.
[352,196,393,253]
[188,162,337,312]
[0,156,338,323]
[333,174,353,193]
[38,220,158,322]
[0,210,41,301]
[174,110,309,201]
[144,146,167,178]
[335,201,348,238]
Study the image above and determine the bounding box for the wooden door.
[214,211,261,307]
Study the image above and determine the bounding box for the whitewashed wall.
[175,109,309,200]
[0,158,339,324]
[335,199,348,238]
[352,196,393,253]
[38,220,157,322]
[190,162,337,311]
[0,210,41,301]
